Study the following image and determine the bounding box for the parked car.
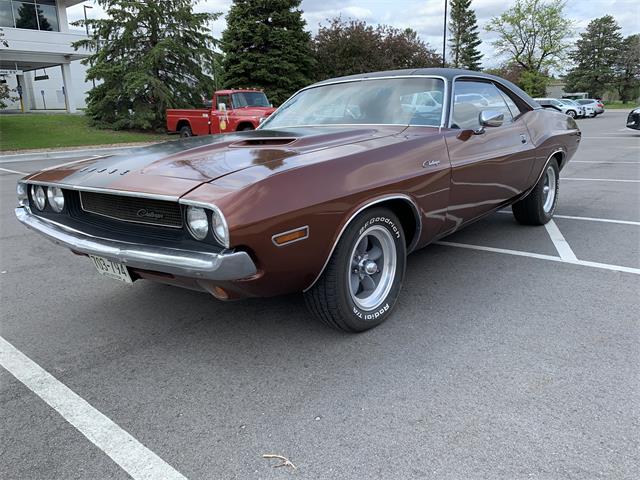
[16,69,581,332]
[167,89,276,137]
[534,98,583,118]
[576,98,605,115]
[563,99,595,118]
[627,107,640,130]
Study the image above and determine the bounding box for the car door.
[443,79,536,229]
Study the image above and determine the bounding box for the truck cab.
[167,89,276,137]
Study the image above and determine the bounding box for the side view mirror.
[218,102,226,111]
[474,110,504,134]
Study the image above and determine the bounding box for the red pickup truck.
[167,89,276,137]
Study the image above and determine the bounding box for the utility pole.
[442,0,448,68]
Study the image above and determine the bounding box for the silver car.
[563,99,595,118]
[534,98,584,118]
[576,98,605,115]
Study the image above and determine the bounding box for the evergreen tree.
[448,0,483,70]
[614,34,640,103]
[73,1,220,130]
[565,16,622,98]
[313,18,441,81]
[221,0,313,106]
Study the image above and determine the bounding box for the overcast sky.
[67,0,640,70]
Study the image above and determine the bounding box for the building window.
[0,0,59,31]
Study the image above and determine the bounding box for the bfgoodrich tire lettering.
[305,207,406,332]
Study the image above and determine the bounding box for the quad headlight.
[186,206,209,240]
[31,185,46,211]
[210,206,229,247]
[17,182,28,207]
[47,186,65,212]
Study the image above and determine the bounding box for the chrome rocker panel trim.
[15,207,257,281]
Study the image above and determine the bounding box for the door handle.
[520,134,527,144]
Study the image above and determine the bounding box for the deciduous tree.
[448,0,483,70]
[564,15,623,99]
[312,18,441,81]
[73,0,220,130]
[485,0,571,96]
[221,0,313,106]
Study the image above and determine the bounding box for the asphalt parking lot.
[1,111,638,480]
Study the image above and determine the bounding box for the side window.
[216,95,231,110]
[451,80,513,130]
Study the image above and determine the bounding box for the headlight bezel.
[209,205,229,247]
[181,201,230,248]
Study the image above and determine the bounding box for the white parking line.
[580,136,640,140]
[497,210,640,226]
[544,220,578,261]
[0,336,188,480]
[553,214,640,226]
[571,160,640,163]
[435,241,640,275]
[0,167,27,175]
[563,178,640,183]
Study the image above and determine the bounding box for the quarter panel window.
[451,80,513,130]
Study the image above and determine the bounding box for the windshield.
[261,77,445,129]
[232,92,270,108]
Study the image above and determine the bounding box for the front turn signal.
[272,226,309,247]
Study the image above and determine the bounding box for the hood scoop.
[229,137,297,148]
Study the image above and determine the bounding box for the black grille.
[80,192,183,228]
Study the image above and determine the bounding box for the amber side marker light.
[272,226,309,246]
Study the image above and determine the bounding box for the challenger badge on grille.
[80,192,182,228]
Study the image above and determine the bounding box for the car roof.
[309,68,540,109]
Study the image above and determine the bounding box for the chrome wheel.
[542,165,557,213]
[348,225,397,311]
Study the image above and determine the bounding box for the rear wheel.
[179,125,192,138]
[512,158,559,225]
[304,208,406,332]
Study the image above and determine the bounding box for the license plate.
[89,255,132,283]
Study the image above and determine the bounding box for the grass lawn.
[0,114,168,152]
[603,101,638,110]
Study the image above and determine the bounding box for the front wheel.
[304,208,406,332]
[566,110,577,118]
[512,158,559,225]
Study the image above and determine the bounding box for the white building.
[0,0,92,112]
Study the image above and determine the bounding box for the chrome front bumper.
[15,207,257,281]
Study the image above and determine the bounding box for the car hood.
[25,126,405,198]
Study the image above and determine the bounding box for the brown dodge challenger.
[16,69,580,332]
